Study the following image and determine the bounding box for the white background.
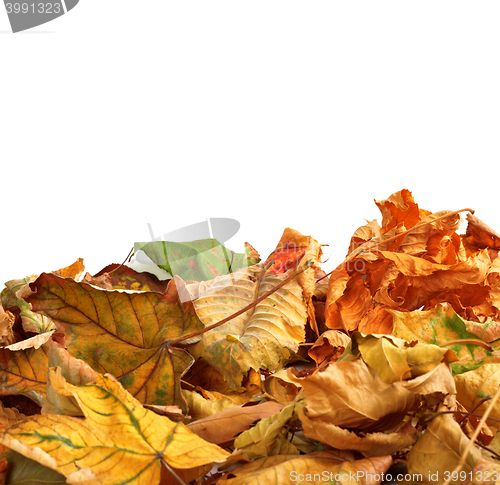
[1,1,499,284]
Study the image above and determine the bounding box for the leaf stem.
[425,409,500,424]
[438,339,494,352]
[161,459,186,485]
[169,260,314,346]
[108,247,134,275]
[456,395,491,425]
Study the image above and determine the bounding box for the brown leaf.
[0,400,25,454]
[375,188,428,235]
[348,219,382,254]
[186,263,308,389]
[0,303,15,347]
[463,213,500,252]
[187,401,284,445]
[324,189,498,334]
[325,272,372,332]
[454,364,500,426]
[308,330,351,365]
[296,404,415,457]
[262,369,302,405]
[182,389,239,420]
[288,359,416,433]
[87,262,170,293]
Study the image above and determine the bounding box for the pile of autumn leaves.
[2,189,500,484]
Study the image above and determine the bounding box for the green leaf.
[388,303,500,375]
[135,239,259,281]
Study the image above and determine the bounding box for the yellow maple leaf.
[0,372,229,485]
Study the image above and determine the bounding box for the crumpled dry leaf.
[463,213,500,252]
[182,389,240,421]
[324,189,500,335]
[183,360,254,397]
[308,329,351,365]
[183,365,263,412]
[0,401,25,457]
[296,402,415,458]
[343,332,457,384]
[289,358,417,433]
[0,373,230,485]
[401,363,457,410]
[0,402,24,431]
[375,188,426,236]
[262,368,302,405]
[0,303,15,348]
[288,350,456,457]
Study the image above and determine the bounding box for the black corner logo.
[3,0,79,33]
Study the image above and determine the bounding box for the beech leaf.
[186,263,308,388]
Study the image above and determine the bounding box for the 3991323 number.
[4,3,61,14]
[443,470,499,482]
